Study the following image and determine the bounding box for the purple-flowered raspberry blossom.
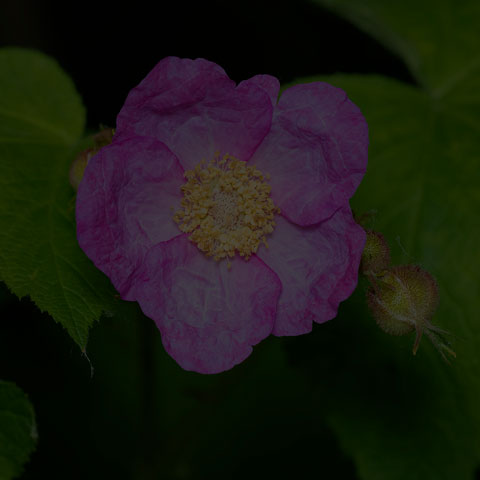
[76,57,368,374]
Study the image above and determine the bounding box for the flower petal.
[256,207,365,336]
[134,235,282,374]
[250,82,368,226]
[76,135,185,299]
[116,56,274,170]
[238,74,280,106]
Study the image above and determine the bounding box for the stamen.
[173,153,280,262]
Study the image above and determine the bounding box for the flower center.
[173,153,280,263]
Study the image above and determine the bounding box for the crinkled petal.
[134,235,282,374]
[249,82,368,226]
[116,56,274,170]
[238,74,280,106]
[76,135,185,299]
[257,207,365,336]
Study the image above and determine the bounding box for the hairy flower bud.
[361,229,390,275]
[367,264,455,361]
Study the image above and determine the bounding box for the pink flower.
[76,57,368,374]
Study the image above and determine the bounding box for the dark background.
[0,1,417,479]
[0,0,414,130]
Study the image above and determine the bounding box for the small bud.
[354,209,378,229]
[69,149,91,190]
[367,264,455,361]
[361,230,391,276]
[69,127,114,190]
[91,127,115,149]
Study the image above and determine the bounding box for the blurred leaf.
[0,380,37,479]
[312,0,480,94]
[292,2,480,478]
[0,48,123,349]
[285,58,480,480]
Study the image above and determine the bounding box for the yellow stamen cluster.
[173,153,280,263]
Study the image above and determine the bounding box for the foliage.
[0,381,36,479]
[0,48,128,350]
[1,0,480,477]
[289,0,480,477]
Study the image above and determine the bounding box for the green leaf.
[312,0,480,95]
[0,48,122,349]
[289,3,480,478]
[0,381,37,479]
[284,54,480,480]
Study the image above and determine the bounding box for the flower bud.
[69,149,90,191]
[354,209,377,228]
[69,127,114,190]
[361,229,390,275]
[367,264,455,361]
